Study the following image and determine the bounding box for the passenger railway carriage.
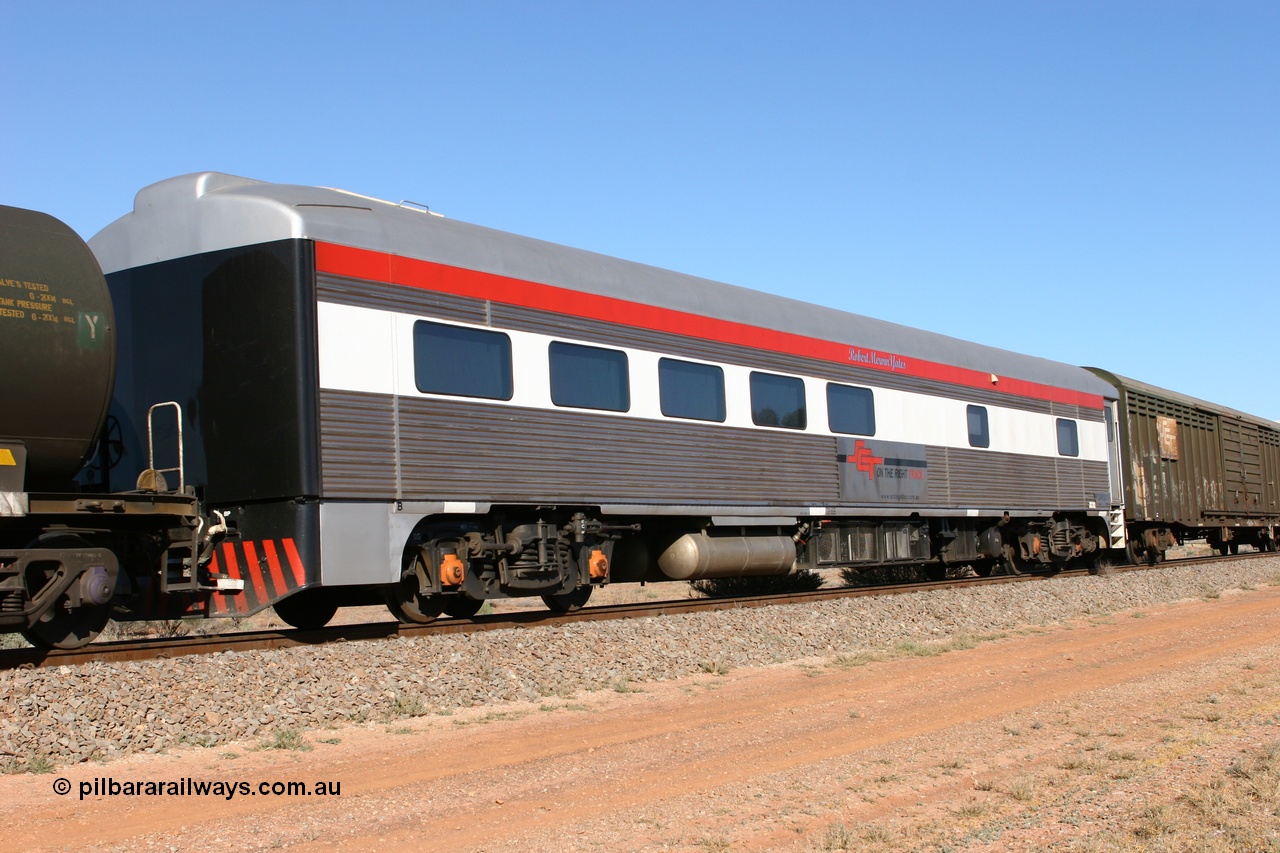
[84,172,1122,629]
[12,171,1278,648]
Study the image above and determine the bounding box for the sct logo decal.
[837,438,929,502]
[849,440,883,480]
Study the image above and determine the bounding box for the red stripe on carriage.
[258,540,289,599]
[315,242,1106,410]
[281,538,306,587]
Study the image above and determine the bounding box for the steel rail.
[0,551,1268,671]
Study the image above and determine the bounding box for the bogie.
[381,512,621,620]
[17,534,118,650]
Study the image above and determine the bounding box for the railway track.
[1,552,1263,671]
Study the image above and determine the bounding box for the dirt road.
[5,585,1280,852]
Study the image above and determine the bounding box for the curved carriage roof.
[1085,368,1276,429]
[91,172,1114,399]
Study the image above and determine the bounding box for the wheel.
[923,563,947,582]
[21,534,113,650]
[1216,543,1230,557]
[443,596,485,619]
[1228,541,1240,556]
[24,604,111,650]
[541,585,593,614]
[972,560,996,578]
[273,589,337,631]
[384,571,444,624]
[1002,544,1023,576]
[1126,540,1152,566]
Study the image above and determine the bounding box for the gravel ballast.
[3,557,1278,771]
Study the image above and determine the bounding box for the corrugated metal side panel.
[312,270,1106,421]
[320,389,840,504]
[926,447,952,505]
[1221,418,1265,513]
[320,388,1110,511]
[317,272,487,324]
[1124,389,1222,524]
[1261,429,1280,515]
[319,390,397,497]
[1050,402,1094,420]
[930,447,1108,509]
[394,394,839,505]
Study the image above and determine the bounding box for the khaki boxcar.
[1086,369,1280,559]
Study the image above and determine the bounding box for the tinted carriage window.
[549,341,629,411]
[967,405,989,448]
[659,358,726,422]
[1056,418,1079,457]
[413,321,513,400]
[750,372,806,429]
[827,383,875,435]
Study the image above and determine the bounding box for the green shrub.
[838,564,926,586]
[689,567,824,598]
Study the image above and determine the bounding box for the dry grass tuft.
[1126,740,1280,848]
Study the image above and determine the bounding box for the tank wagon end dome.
[0,204,117,487]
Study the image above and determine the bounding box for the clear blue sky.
[4,2,1276,418]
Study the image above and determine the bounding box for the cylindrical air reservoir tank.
[657,533,797,580]
[0,205,115,490]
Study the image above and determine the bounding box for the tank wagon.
[0,205,226,649]
[1086,369,1280,561]
[80,172,1121,631]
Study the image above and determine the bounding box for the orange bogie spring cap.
[440,552,465,586]
[588,548,609,579]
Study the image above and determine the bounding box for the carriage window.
[549,341,630,411]
[413,321,513,400]
[1056,418,1079,457]
[659,358,725,422]
[967,405,989,448]
[750,372,806,429]
[827,383,875,435]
